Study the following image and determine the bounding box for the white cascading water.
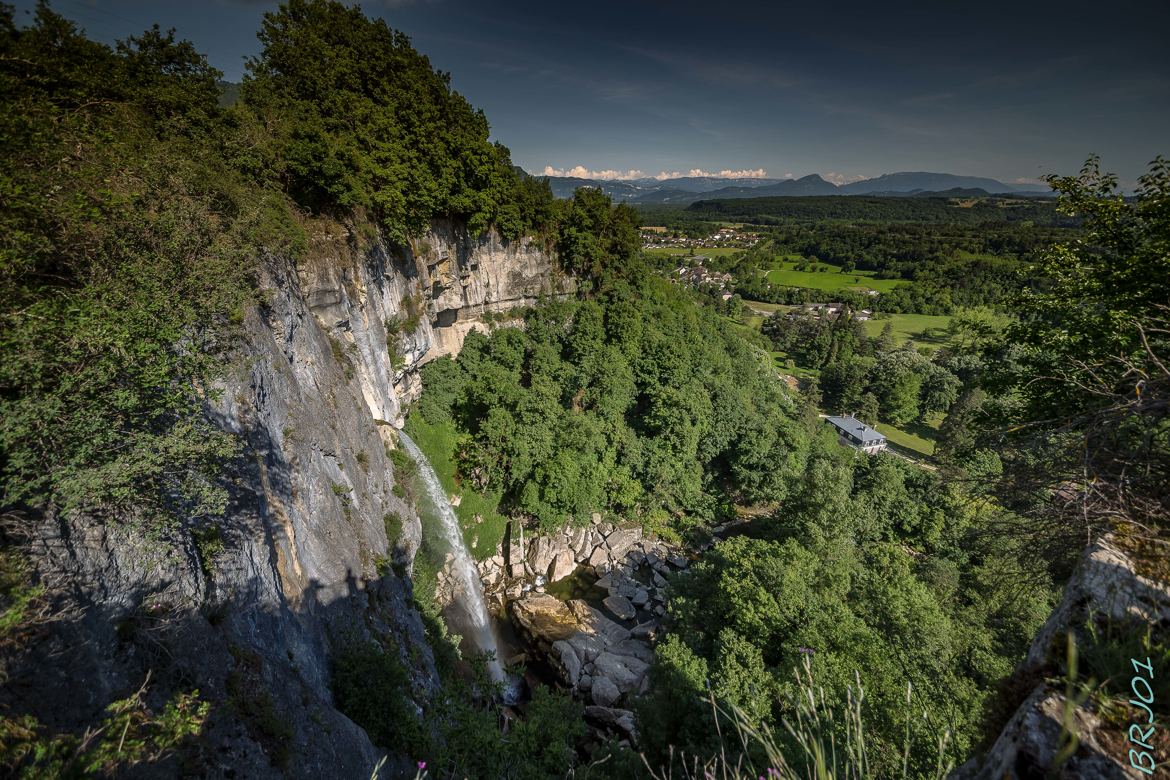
[397,431,514,693]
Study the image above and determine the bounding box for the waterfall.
[397,431,513,693]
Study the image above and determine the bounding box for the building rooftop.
[825,415,886,444]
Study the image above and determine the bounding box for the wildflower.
[417,761,426,770]
[797,646,815,655]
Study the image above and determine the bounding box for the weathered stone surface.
[605,527,642,558]
[512,594,579,642]
[652,571,667,588]
[667,553,688,569]
[593,651,649,692]
[631,588,649,607]
[588,546,611,569]
[598,521,615,536]
[609,639,655,664]
[549,549,576,583]
[956,535,1169,779]
[577,673,592,692]
[590,512,602,525]
[631,622,657,640]
[566,632,607,663]
[568,601,631,643]
[585,706,639,743]
[591,677,621,707]
[568,527,591,559]
[603,594,636,621]
[552,639,582,687]
[527,536,560,578]
[8,220,570,778]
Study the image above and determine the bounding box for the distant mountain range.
[530,170,1052,204]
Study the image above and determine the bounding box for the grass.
[644,246,745,257]
[642,657,953,780]
[741,299,794,315]
[874,414,943,457]
[761,257,906,294]
[403,414,510,561]
[862,313,953,348]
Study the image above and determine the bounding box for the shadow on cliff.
[1,412,436,778]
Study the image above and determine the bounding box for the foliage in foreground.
[0,676,209,779]
[641,660,953,780]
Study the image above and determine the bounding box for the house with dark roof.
[825,415,887,454]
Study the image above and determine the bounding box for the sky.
[11,0,1170,187]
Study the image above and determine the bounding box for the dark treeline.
[681,194,1072,224]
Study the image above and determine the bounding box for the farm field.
[761,258,906,294]
[644,246,744,257]
[862,312,953,347]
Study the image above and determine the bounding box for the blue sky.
[13,0,1170,186]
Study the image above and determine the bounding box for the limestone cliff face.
[7,221,564,778]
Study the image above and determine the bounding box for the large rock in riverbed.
[603,594,636,621]
[549,549,576,582]
[527,536,559,577]
[512,594,579,642]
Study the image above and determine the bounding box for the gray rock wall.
[6,220,564,777]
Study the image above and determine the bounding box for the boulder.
[590,512,602,525]
[618,583,638,599]
[591,677,621,707]
[512,594,579,642]
[609,639,655,664]
[568,527,591,559]
[630,622,657,641]
[549,549,576,582]
[577,673,592,693]
[598,522,615,536]
[568,601,631,643]
[588,546,611,570]
[605,527,642,559]
[667,553,688,569]
[552,639,582,687]
[527,536,559,577]
[593,651,649,692]
[603,594,636,621]
[585,706,639,744]
[652,571,667,588]
[631,588,649,607]
[566,632,607,664]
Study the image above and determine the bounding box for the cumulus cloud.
[541,165,770,180]
[541,166,646,180]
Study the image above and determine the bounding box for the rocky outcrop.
[953,535,1169,779]
[5,218,565,777]
[476,518,690,745]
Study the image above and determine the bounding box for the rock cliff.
[2,220,566,777]
[953,535,1170,779]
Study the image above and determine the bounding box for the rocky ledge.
[470,514,689,745]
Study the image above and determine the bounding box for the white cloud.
[541,166,646,180]
[542,166,770,181]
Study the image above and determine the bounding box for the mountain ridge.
[531,169,1052,203]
